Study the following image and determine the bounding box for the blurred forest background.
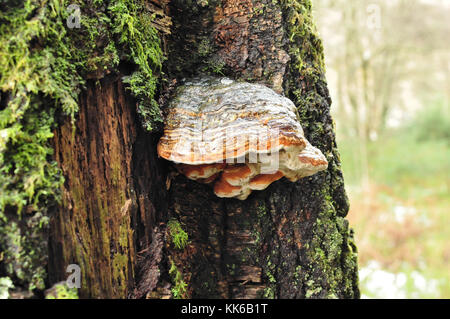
[313,0,449,298]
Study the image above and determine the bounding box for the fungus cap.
[157,77,328,200]
[157,77,307,165]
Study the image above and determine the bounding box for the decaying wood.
[147,1,172,35]
[49,76,167,298]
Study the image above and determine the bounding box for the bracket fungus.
[157,77,328,200]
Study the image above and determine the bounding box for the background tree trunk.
[49,0,359,299]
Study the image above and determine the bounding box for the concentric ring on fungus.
[157,77,328,200]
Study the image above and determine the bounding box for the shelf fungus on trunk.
[157,77,328,200]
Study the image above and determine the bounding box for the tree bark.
[49,0,359,299]
[49,75,168,298]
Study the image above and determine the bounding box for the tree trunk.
[49,0,359,299]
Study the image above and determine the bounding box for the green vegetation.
[280,0,325,77]
[0,2,79,291]
[263,269,276,299]
[167,219,189,250]
[45,283,78,299]
[339,100,450,298]
[281,0,327,134]
[169,259,188,299]
[339,102,450,189]
[0,0,163,294]
[339,100,450,190]
[109,0,164,131]
[0,276,14,299]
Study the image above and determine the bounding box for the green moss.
[196,0,209,6]
[227,263,236,276]
[302,204,358,298]
[262,246,278,299]
[263,286,275,299]
[305,279,322,298]
[112,253,128,295]
[45,283,78,299]
[0,0,163,295]
[197,37,225,76]
[167,219,189,250]
[202,58,225,76]
[280,0,325,77]
[198,38,213,57]
[169,259,188,299]
[266,270,276,284]
[279,0,328,137]
[257,204,267,218]
[109,0,164,131]
[0,276,14,299]
[0,108,58,292]
[248,202,280,299]
[118,218,130,249]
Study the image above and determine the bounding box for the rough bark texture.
[49,75,168,298]
[49,0,359,299]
